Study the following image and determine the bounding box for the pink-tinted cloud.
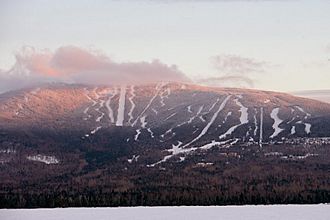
[0,46,190,92]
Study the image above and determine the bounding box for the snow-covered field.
[1,205,329,220]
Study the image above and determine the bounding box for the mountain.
[1,82,330,207]
[291,90,330,104]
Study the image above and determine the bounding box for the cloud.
[197,54,268,88]
[211,54,268,75]
[0,46,190,93]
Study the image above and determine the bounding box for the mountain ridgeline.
[1,83,330,207]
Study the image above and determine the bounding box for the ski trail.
[83,88,94,120]
[150,96,231,167]
[140,115,147,128]
[116,85,126,126]
[93,87,100,104]
[295,106,312,134]
[189,106,204,123]
[287,107,297,124]
[222,111,232,124]
[159,87,171,107]
[165,112,177,121]
[161,104,202,140]
[128,155,140,163]
[95,99,105,122]
[128,85,136,125]
[105,87,117,124]
[92,88,105,122]
[253,108,258,136]
[139,115,154,138]
[270,107,284,138]
[199,115,206,122]
[259,107,264,147]
[207,98,219,112]
[187,105,193,113]
[198,98,220,123]
[219,97,248,139]
[148,141,185,166]
[91,126,102,135]
[134,129,141,141]
[151,108,158,115]
[132,83,163,126]
[182,95,231,148]
[147,128,154,138]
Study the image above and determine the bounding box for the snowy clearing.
[219,97,248,140]
[26,155,59,164]
[1,205,329,220]
[270,107,284,138]
[116,85,126,126]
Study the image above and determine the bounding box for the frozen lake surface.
[1,205,329,220]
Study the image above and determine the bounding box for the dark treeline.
[1,188,329,208]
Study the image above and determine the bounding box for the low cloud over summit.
[0,46,190,93]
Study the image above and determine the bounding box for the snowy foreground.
[1,205,329,220]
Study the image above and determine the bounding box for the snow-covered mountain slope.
[1,83,330,137]
[1,83,330,207]
[0,83,330,161]
[1,82,330,165]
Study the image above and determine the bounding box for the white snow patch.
[140,115,147,128]
[199,140,222,150]
[223,111,232,124]
[253,108,258,136]
[95,100,105,122]
[185,95,231,148]
[259,107,264,147]
[151,108,158,115]
[187,105,204,124]
[128,155,140,163]
[116,85,126,126]
[91,126,102,134]
[26,154,59,164]
[219,98,248,139]
[132,83,163,126]
[281,153,318,160]
[128,85,136,125]
[165,112,176,121]
[270,107,284,139]
[134,129,141,141]
[196,162,213,167]
[105,87,118,124]
[187,105,193,113]
[305,123,311,134]
[295,106,312,134]
[83,88,95,120]
[147,128,154,138]
[0,148,16,154]
[265,152,283,156]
